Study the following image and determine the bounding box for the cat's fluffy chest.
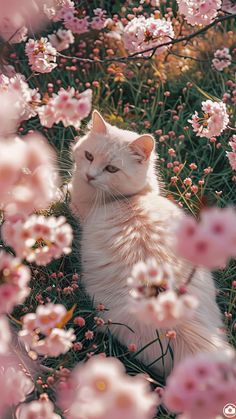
[81,193,184,309]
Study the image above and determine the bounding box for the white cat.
[70,110,228,376]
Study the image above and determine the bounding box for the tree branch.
[58,13,236,64]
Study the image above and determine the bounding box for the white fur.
[70,111,228,375]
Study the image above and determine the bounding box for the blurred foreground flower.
[0,133,59,217]
[38,87,92,129]
[164,350,236,419]
[0,75,40,129]
[123,16,174,57]
[58,355,159,419]
[127,259,198,328]
[48,28,74,51]
[177,0,222,26]
[0,316,11,354]
[188,100,229,138]
[2,215,73,265]
[0,251,31,314]
[16,399,61,419]
[176,207,236,269]
[0,354,34,417]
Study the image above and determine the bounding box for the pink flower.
[227,135,236,171]
[38,87,92,129]
[16,399,61,419]
[222,0,236,13]
[0,316,11,354]
[176,207,236,269]
[164,350,236,419]
[91,8,107,30]
[22,303,67,335]
[123,16,174,57]
[177,0,222,26]
[64,16,90,34]
[25,37,57,73]
[212,47,232,71]
[0,73,40,124]
[0,251,31,314]
[33,328,76,356]
[127,259,198,328]
[58,356,159,419]
[188,100,229,138]
[2,215,73,265]
[43,0,75,22]
[0,133,59,217]
[48,28,74,51]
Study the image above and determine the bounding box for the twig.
[58,13,236,64]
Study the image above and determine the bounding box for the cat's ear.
[129,134,155,161]
[91,110,107,135]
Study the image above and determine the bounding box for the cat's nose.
[86,174,95,182]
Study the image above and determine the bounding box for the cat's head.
[72,110,158,199]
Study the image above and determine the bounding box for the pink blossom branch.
[58,13,236,64]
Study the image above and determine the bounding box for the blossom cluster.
[227,135,236,171]
[127,259,198,328]
[44,2,107,34]
[0,251,31,314]
[25,37,57,73]
[164,350,236,419]
[176,207,236,269]
[58,355,159,419]
[0,74,40,130]
[38,87,92,129]
[19,303,76,356]
[123,16,174,56]
[2,215,73,265]
[177,0,222,26]
[189,100,229,138]
[212,47,232,71]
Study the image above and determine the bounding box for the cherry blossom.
[25,37,57,73]
[127,259,198,328]
[91,8,107,30]
[164,350,236,419]
[188,100,229,138]
[123,16,174,57]
[0,251,31,314]
[58,355,159,419]
[48,28,74,51]
[22,303,67,335]
[16,399,61,419]
[176,207,236,269]
[227,135,236,171]
[43,0,75,22]
[2,215,73,265]
[177,0,222,26]
[33,328,76,356]
[0,73,40,125]
[212,47,232,71]
[38,87,92,129]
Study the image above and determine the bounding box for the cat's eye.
[105,165,119,173]
[85,151,94,162]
